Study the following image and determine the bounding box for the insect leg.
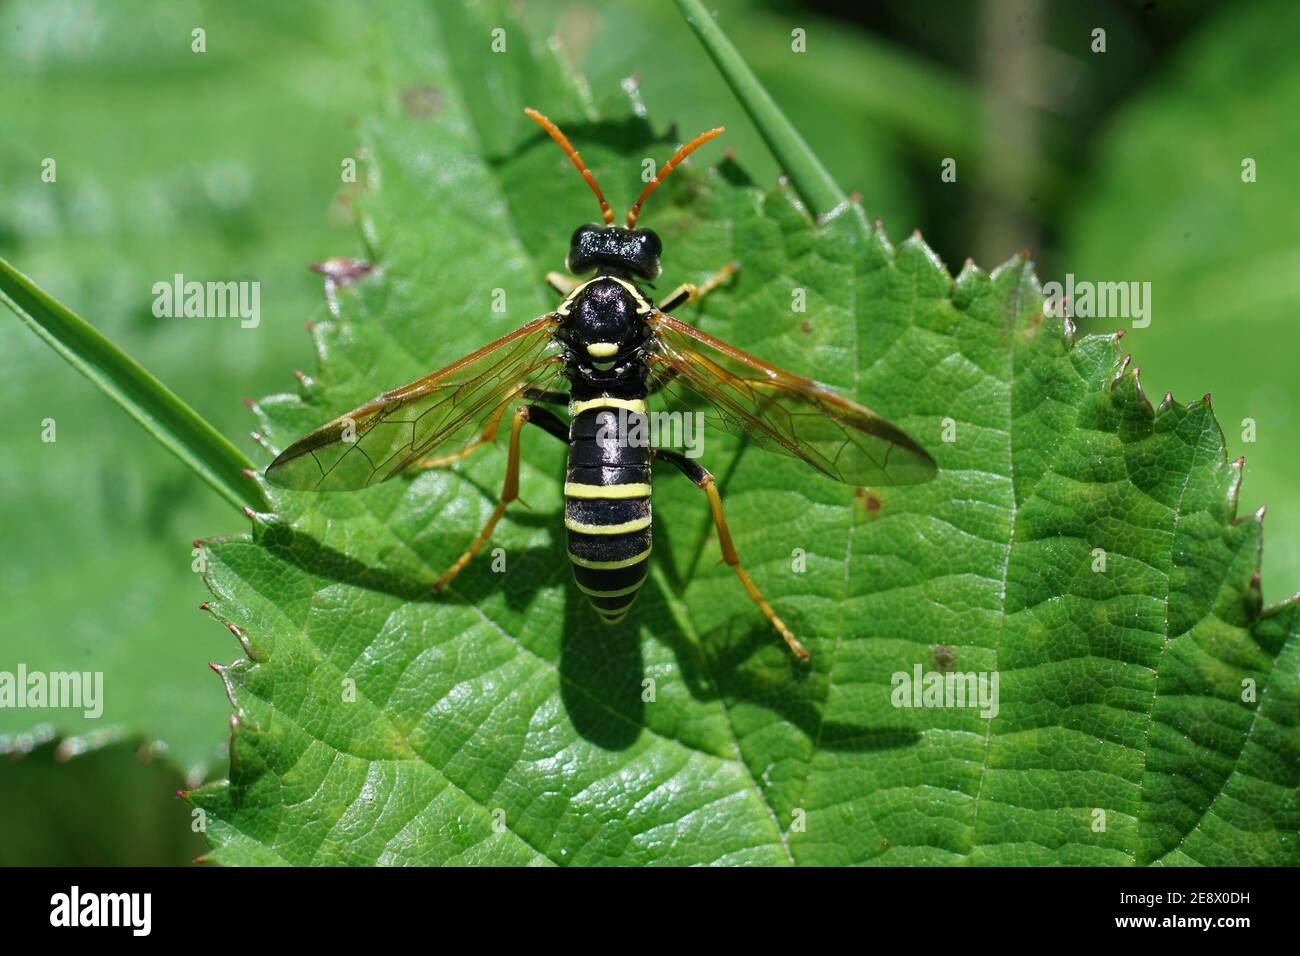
[651,448,810,661]
[415,389,568,469]
[434,405,568,591]
[415,402,508,469]
[545,271,581,296]
[657,261,739,313]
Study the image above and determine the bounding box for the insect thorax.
[557,276,653,393]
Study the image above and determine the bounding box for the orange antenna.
[626,126,724,227]
[524,107,614,225]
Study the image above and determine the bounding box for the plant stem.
[674,0,846,216]
[0,256,267,513]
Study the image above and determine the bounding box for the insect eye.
[636,229,662,258]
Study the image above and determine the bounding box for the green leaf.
[0,741,204,866]
[186,0,1299,866]
[0,0,375,773]
[1063,0,1300,606]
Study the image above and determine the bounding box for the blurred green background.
[1,0,1296,864]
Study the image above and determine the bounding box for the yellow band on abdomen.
[567,548,652,570]
[564,481,651,499]
[573,576,647,598]
[564,514,652,535]
[570,396,647,415]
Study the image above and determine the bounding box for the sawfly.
[265,108,937,660]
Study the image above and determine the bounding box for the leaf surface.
[190,1,1299,865]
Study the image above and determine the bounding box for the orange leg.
[658,261,739,313]
[415,409,504,469]
[416,389,567,469]
[653,448,810,661]
[433,405,567,590]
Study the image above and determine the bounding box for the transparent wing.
[265,314,565,490]
[646,312,936,486]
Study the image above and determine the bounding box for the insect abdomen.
[565,396,652,624]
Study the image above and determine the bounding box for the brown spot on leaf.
[932,644,957,671]
[853,488,883,515]
[403,84,442,117]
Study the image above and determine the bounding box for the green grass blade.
[674,0,846,216]
[0,256,267,513]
